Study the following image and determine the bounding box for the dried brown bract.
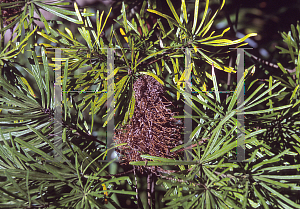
[114,75,183,173]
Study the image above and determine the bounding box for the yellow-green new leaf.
[201,33,257,46]
[167,0,181,25]
[37,31,59,44]
[19,77,36,98]
[147,9,186,32]
[139,71,164,85]
[74,2,83,24]
[194,0,208,35]
[65,27,73,39]
[181,0,188,24]
[290,84,299,103]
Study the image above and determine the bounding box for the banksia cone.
[114,75,183,173]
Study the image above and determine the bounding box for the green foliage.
[0,0,299,208]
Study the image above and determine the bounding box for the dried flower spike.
[114,75,183,173]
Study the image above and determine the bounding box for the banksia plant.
[1,0,300,208]
[114,75,183,173]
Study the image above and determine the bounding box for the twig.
[147,173,152,209]
[147,172,155,209]
[174,138,208,153]
[248,53,296,79]
[133,166,143,209]
[66,123,106,146]
[151,173,155,209]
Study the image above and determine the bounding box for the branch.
[147,172,155,209]
[248,53,296,74]
[174,137,208,153]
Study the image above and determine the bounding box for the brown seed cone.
[114,75,183,173]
